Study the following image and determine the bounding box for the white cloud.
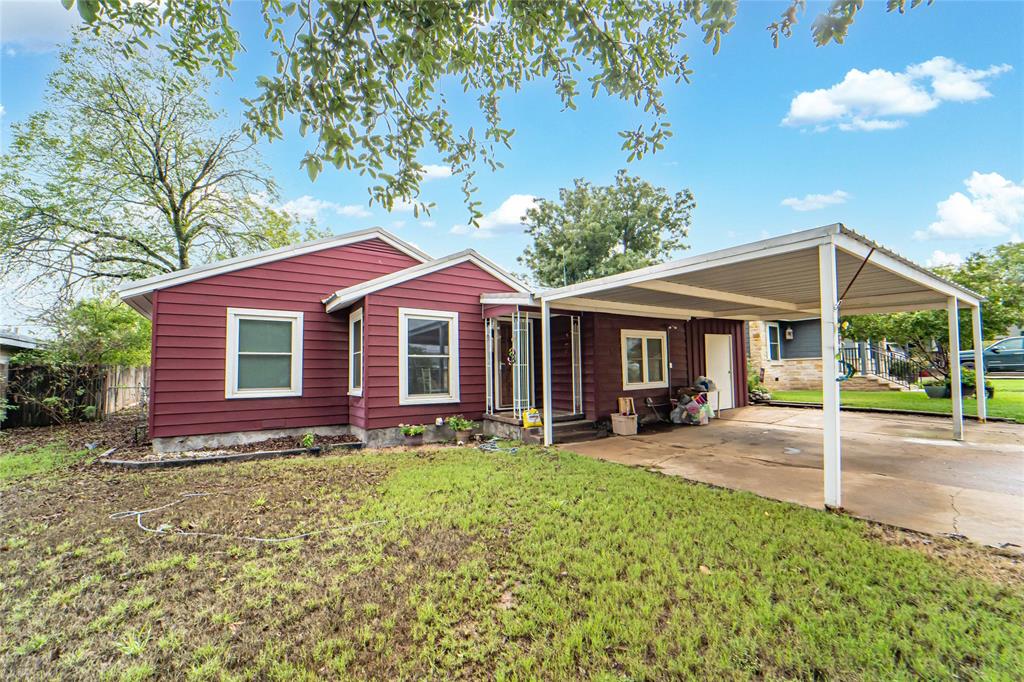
[420,164,452,180]
[926,250,964,268]
[783,57,1011,132]
[450,194,537,239]
[1,1,79,53]
[278,195,371,222]
[0,104,5,119]
[390,220,406,229]
[915,172,1024,240]
[781,190,849,212]
[420,220,437,228]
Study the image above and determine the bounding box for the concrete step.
[521,419,605,444]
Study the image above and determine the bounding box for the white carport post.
[540,298,554,446]
[948,297,964,441]
[972,304,987,422]
[819,241,842,509]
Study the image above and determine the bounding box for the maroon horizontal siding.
[583,314,690,422]
[577,314,749,421]
[360,260,516,430]
[150,238,421,439]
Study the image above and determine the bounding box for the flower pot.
[455,430,472,443]
[924,384,950,399]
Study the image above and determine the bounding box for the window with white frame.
[399,308,459,404]
[767,322,782,361]
[225,308,303,399]
[620,330,668,390]
[349,308,363,396]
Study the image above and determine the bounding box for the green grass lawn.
[0,443,92,483]
[773,378,1024,423]
[1,446,1022,680]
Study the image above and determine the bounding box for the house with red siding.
[120,227,748,452]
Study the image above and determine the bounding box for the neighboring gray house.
[0,332,39,426]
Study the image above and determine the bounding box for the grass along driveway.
[2,446,1022,680]
[773,378,1024,423]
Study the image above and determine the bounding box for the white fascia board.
[117,228,430,302]
[541,225,840,302]
[481,292,537,306]
[833,232,982,306]
[324,250,530,313]
[0,335,39,350]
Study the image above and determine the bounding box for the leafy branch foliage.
[62,0,930,222]
[0,35,319,308]
[519,170,694,287]
[843,242,1024,376]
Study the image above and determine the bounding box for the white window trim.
[767,322,782,361]
[620,329,669,390]
[225,307,303,399]
[399,307,460,405]
[348,308,364,396]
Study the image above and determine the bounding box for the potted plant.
[399,423,426,446]
[949,369,995,399]
[921,378,950,399]
[446,415,477,442]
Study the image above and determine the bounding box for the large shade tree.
[0,35,313,310]
[843,242,1024,376]
[61,0,933,222]
[519,170,695,286]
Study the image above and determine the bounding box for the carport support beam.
[971,304,987,423]
[819,242,842,509]
[948,298,964,441]
[541,298,554,446]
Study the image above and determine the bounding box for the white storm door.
[704,333,735,410]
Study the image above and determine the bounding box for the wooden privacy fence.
[1,364,149,428]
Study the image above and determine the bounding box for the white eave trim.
[324,249,530,313]
[481,292,537,306]
[117,228,431,302]
[0,334,39,350]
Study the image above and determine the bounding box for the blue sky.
[1,0,1022,306]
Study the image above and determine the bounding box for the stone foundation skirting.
[761,358,823,391]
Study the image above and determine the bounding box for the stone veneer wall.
[747,321,823,391]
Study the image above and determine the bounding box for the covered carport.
[536,223,986,509]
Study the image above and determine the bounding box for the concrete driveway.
[565,406,1024,550]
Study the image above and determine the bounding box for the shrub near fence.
[1,364,149,428]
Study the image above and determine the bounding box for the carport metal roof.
[532,223,988,512]
[536,224,981,320]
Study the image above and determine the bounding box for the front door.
[496,321,514,408]
[704,333,735,410]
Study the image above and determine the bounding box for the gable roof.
[0,332,39,351]
[323,249,530,313]
[118,228,430,316]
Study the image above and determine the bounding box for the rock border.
[100,442,363,470]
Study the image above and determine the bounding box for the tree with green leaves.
[519,170,694,287]
[0,35,317,310]
[843,242,1024,376]
[61,0,932,222]
[16,298,152,368]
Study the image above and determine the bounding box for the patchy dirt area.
[0,410,149,454]
[0,412,359,462]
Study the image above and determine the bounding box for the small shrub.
[446,415,477,432]
[300,432,316,448]
[399,424,425,437]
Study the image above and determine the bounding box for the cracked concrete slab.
[565,406,1024,550]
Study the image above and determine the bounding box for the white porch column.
[948,297,964,441]
[972,304,987,422]
[540,298,554,446]
[819,241,842,509]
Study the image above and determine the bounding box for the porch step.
[843,374,909,392]
[520,419,607,445]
